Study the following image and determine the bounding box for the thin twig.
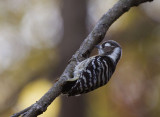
[11,105,33,117]
[11,0,154,116]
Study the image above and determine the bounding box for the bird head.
[95,40,122,64]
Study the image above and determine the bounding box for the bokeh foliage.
[0,0,160,117]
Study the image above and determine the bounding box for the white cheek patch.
[105,43,111,47]
[108,47,121,62]
[98,49,104,55]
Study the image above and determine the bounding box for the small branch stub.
[11,0,154,116]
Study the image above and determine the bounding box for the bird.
[62,40,122,96]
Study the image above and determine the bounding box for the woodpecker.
[62,40,122,96]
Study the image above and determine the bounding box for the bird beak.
[95,45,101,49]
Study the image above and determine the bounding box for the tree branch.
[11,0,153,117]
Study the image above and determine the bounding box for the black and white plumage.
[62,40,122,96]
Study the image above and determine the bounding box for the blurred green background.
[0,0,160,117]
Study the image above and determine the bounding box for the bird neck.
[107,47,121,64]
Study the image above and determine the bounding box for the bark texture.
[11,0,154,117]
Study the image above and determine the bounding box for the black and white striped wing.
[65,56,116,96]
